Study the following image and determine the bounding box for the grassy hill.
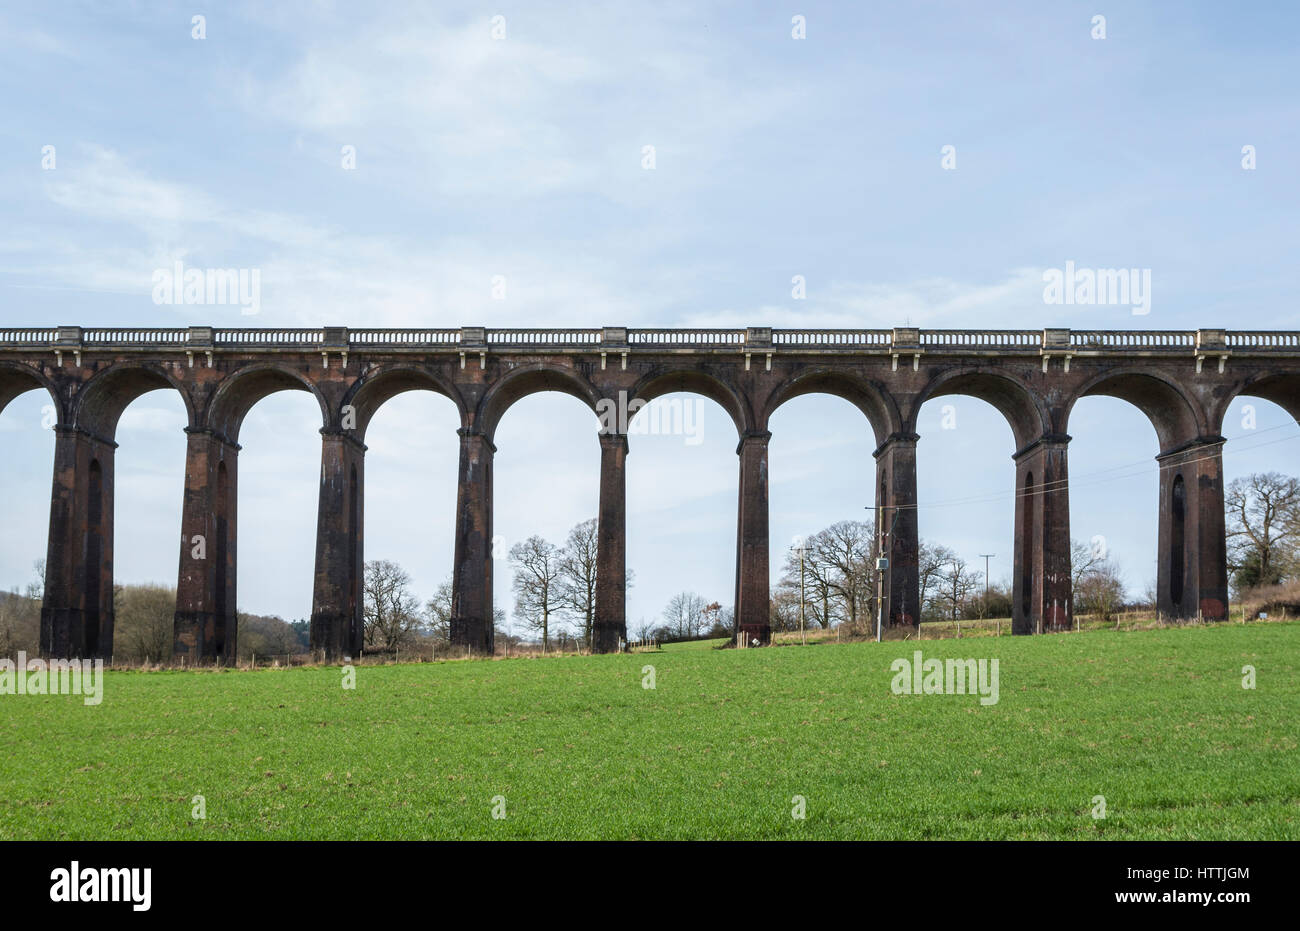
[1,620,1296,839]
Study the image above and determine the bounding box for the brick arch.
[910,367,1050,450]
[0,362,62,422]
[762,368,900,446]
[477,363,601,441]
[1066,369,1207,451]
[341,364,466,442]
[73,362,196,441]
[626,367,751,437]
[205,363,329,443]
[1206,372,1300,435]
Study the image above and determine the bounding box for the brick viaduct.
[2,325,1298,661]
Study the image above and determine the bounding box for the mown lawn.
[1,621,1297,839]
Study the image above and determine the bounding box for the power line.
[899,426,1300,512]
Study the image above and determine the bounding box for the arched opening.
[50,365,194,662]
[479,365,600,444]
[1067,371,1209,623]
[0,374,57,637]
[913,391,1021,628]
[1076,372,1203,453]
[492,391,600,652]
[201,364,328,660]
[227,386,324,656]
[766,392,883,637]
[1217,393,1300,605]
[1064,396,1161,617]
[110,388,188,662]
[1215,374,1300,435]
[625,392,738,644]
[354,386,461,657]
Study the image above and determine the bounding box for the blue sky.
[1,1,1298,631]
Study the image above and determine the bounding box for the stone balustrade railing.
[2,325,1297,353]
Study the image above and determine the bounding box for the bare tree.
[0,589,39,658]
[556,518,599,649]
[238,612,302,660]
[26,559,45,603]
[510,536,562,650]
[918,541,954,620]
[114,584,176,663]
[1227,473,1300,589]
[1140,578,1158,611]
[1067,537,1128,624]
[777,522,875,631]
[700,601,727,637]
[769,586,802,632]
[935,554,980,621]
[814,520,875,632]
[1076,560,1125,624]
[424,577,454,642]
[662,591,707,640]
[1071,538,1106,593]
[778,540,838,628]
[363,559,422,651]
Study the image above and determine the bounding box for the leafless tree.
[0,589,39,658]
[510,536,563,650]
[1226,472,1300,588]
[1071,538,1107,593]
[237,612,303,660]
[663,591,707,639]
[27,559,45,603]
[115,584,176,663]
[814,520,875,632]
[778,540,838,628]
[935,554,980,621]
[424,577,454,642]
[1140,578,1158,611]
[0,561,45,658]
[363,559,423,651]
[1075,560,1126,623]
[769,585,802,632]
[556,518,599,649]
[918,541,954,620]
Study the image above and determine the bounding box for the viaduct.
[1,325,1298,661]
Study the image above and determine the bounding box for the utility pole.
[869,504,902,643]
[791,540,807,646]
[979,554,995,619]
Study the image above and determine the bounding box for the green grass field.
[2,621,1297,839]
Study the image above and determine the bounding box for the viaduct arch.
[2,324,1297,660]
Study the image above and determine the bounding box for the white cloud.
[235,8,799,203]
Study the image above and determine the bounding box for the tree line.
[3,470,1297,661]
[364,516,630,654]
[0,561,309,664]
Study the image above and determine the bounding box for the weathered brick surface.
[593,432,627,653]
